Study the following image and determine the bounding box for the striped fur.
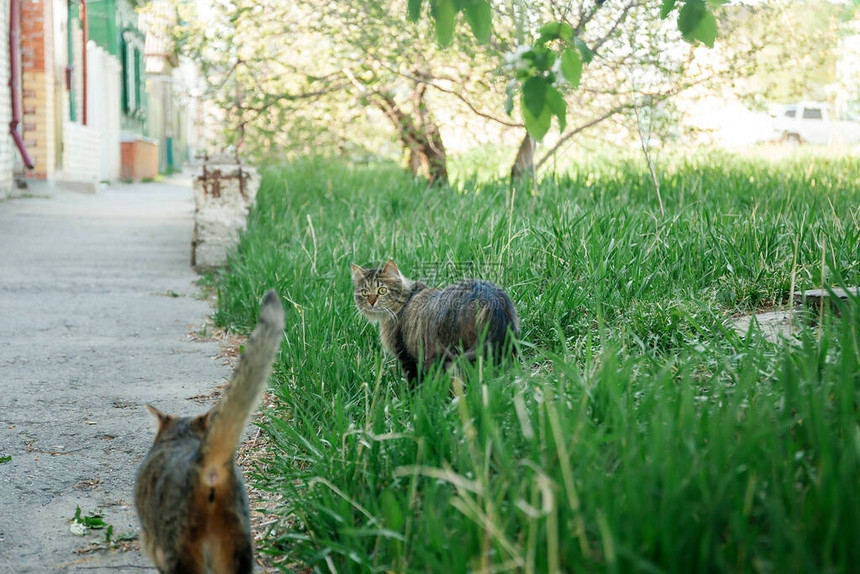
[352,260,519,383]
[135,290,284,573]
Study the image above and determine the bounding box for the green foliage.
[412,0,724,141]
[560,48,582,89]
[408,0,493,46]
[0,455,11,464]
[510,0,722,140]
[677,0,718,48]
[505,19,594,141]
[722,0,855,106]
[72,506,108,530]
[212,151,860,572]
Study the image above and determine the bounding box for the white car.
[771,102,860,145]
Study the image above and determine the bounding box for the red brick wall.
[20,0,47,72]
[20,0,56,179]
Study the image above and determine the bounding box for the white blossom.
[502,45,532,72]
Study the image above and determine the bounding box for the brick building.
[2,0,14,195]
[5,0,152,190]
[5,0,202,191]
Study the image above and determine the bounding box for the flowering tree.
[167,0,779,185]
[409,0,724,141]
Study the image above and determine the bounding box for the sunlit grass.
[212,151,860,572]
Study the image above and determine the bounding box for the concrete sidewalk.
[0,179,229,572]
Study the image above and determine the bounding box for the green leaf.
[504,81,516,116]
[504,94,514,116]
[83,514,107,529]
[381,490,404,530]
[538,21,574,43]
[561,48,582,88]
[558,22,574,42]
[115,531,138,542]
[660,0,677,18]
[693,9,718,47]
[546,85,567,133]
[464,0,491,43]
[575,38,593,64]
[0,455,11,464]
[521,93,552,141]
[678,0,717,48]
[408,0,422,22]
[528,45,554,72]
[678,0,706,36]
[434,0,456,47]
[537,22,559,43]
[522,76,548,120]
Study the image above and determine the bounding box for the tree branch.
[378,63,524,129]
[424,80,524,128]
[536,104,632,170]
[241,81,347,115]
[537,73,721,170]
[590,1,645,57]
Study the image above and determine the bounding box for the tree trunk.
[509,132,535,184]
[374,87,448,186]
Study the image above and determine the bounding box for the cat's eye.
[360,288,369,296]
[377,287,388,295]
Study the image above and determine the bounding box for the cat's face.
[351,260,410,323]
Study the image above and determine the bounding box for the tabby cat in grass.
[352,260,519,383]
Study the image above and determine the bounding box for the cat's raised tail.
[198,290,284,483]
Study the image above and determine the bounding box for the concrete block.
[191,160,260,271]
[794,287,859,315]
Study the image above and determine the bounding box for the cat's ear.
[192,411,211,434]
[351,263,366,283]
[146,404,171,430]
[381,260,400,279]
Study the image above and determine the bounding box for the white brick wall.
[86,44,121,181]
[62,121,102,189]
[71,22,83,124]
[1,0,14,195]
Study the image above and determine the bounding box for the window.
[785,109,796,118]
[121,30,145,115]
[121,39,129,112]
[802,108,823,120]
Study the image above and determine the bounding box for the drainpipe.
[66,0,76,122]
[80,0,87,125]
[9,0,35,169]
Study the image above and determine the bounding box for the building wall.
[20,0,56,180]
[146,74,168,170]
[62,121,102,188]
[87,43,121,181]
[1,0,14,194]
[88,0,119,56]
[89,0,148,139]
[57,9,104,189]
[71,20,83,124]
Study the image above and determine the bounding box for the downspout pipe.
[80,0,87,126]
[9,0,35,169]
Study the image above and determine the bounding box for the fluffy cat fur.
[352,260,518,382]
[134,290,284,574]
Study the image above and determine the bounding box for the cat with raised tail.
[352,260,519,383]
[135,290,284,574]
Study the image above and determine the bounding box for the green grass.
[211,151,860,572]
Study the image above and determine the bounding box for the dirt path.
[0,179,230,572]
